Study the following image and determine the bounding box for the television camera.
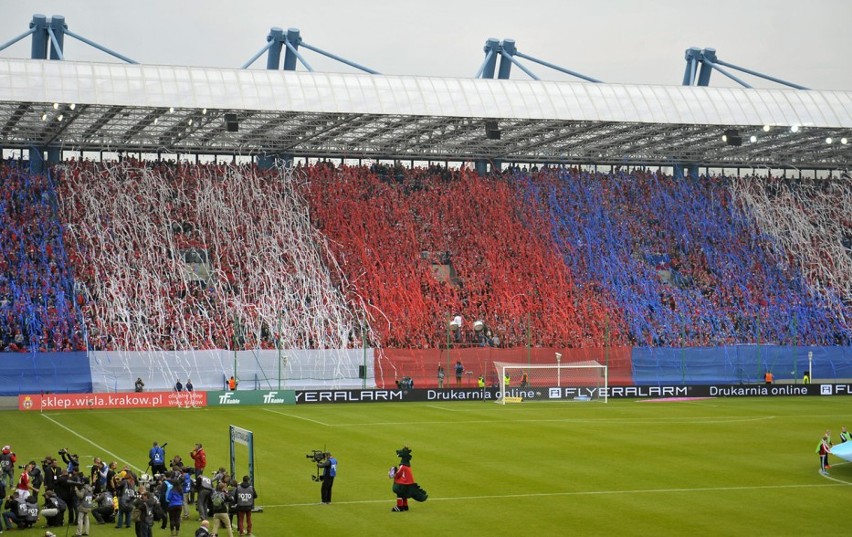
[306,450,330,481]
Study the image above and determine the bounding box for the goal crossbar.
[494,361,608,404]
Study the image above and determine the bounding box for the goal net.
[494,360,608,404]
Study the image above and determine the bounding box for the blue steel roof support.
[63,29,138,64]
[47,15,65,60]
[265,27,284,69]
[695,48,714,86]
[700,59,753,88]
[297,41,379,74]
[712,57,809,90]
[476,38,500,79]
[242,39,275,69]
[281,28,301,71]
[30,14,49,59]
[496,39,515,79]
[0,28,35,55]
[500,51,540,80]
[682,47,700,85]
[284,37,313,71]
[513,50,602,83]
[46,25,65,60]
[682,47,809,90]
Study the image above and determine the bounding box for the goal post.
[494,360,608,404]
[229,424,263,511]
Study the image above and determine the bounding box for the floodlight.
[57,114,63,121]
[52,102,59,110]
[791,125,799,133]
[763,125,770,132]
[826,137,833,144]
[69,103,76,110]
[841,138,848,145]
[749,135,757,143]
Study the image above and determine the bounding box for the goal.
[494,360,608,404]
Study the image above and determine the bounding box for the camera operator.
[317,452,338,504]
[59,448,80,474]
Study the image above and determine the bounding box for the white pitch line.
[261,407,332,426]
[40,413,142,472]
[327,415,777,428]
[259,481,850,509]
[423,405,473,412]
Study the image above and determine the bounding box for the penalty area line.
[260,482,847,508]
[261,407,333,426]
[40,413,142,472]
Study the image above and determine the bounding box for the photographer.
[91,489,116,524]
[75,477,94,537]
[53,469,78,525]
[2,490,24,529]
[59,448,80,474]
[317,452,338,505]
[115,473,137,529]
[233,476,257,537]
[195,473,214,521]
[40,489,67,527]
[149,442,167,476]
[0,446,16,489]
[207,482,233,537]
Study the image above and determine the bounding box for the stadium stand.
[0,163,85,352]
[1,160,849,354]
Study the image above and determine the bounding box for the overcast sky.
[1,0,850,90]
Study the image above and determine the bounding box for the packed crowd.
[300,163,620,348]
[0,165,86,353]
[55,159,361,352]
[1,442,256,536]
[523,168,851,346]
[1,160,849,353]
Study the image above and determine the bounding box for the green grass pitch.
[5,396,849,536]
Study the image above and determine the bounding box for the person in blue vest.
[149,442,167,476]
[317,452,337,504]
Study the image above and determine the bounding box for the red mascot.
[390,446,428,512]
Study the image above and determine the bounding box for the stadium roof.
[1,58,851,169]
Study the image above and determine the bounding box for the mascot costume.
[389,446,428,512]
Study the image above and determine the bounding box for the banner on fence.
[206,390,296,406]
[18,390,206,411]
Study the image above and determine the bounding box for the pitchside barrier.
[14,383,852,410]
[3,345,852,396]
